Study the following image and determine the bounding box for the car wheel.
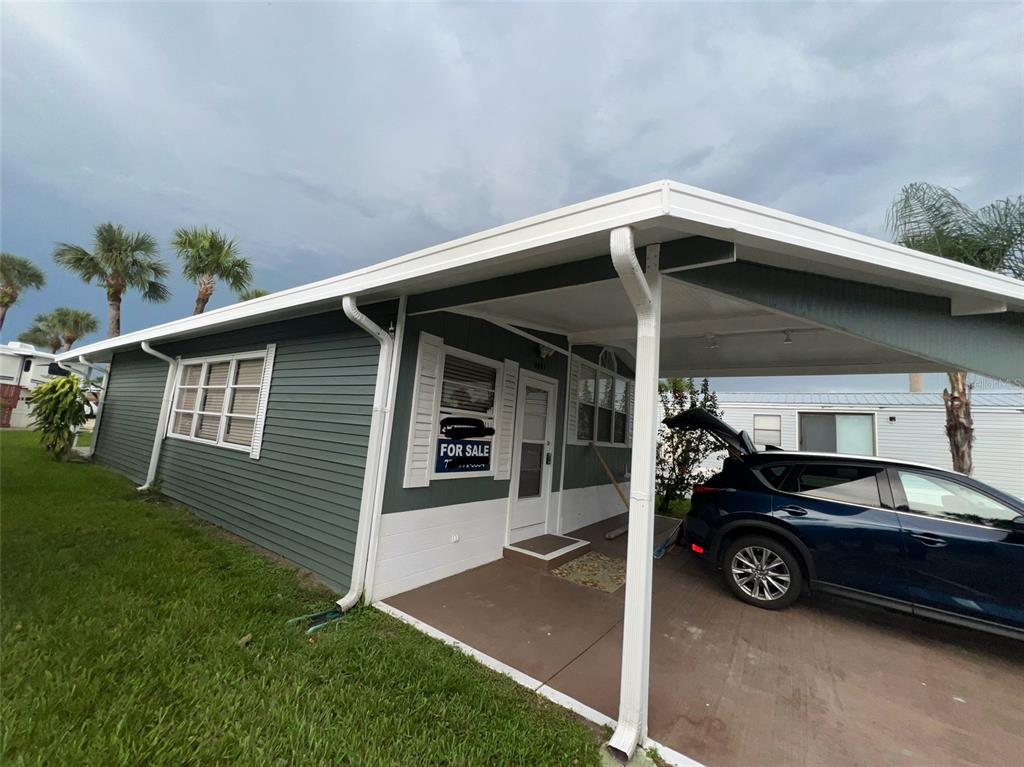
[722,536,803,610]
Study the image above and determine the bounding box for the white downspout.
[138,341,177,491]
[77,355,108,458]
[336,295,395,612]
[607,228,662,761]
[362,295,406,604]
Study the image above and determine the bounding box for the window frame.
[752,413,783,448]
[780,462,891,510]
[570,353,633,448]
[166,349,269,454]
[796,410,877,456]
[429,345,504,481]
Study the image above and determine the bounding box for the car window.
[786,464,883,506]
[758,464,790,490]
[896,471,1019,530]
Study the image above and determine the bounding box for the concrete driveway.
[384,514,1024,767]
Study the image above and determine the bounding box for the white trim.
[164,347,271,455]
[492,359,519,481]
[503,538,588,562]
[373,601,706,767]
[249,343,276,459]
[60,179,1024,365]
[403,331,444,488]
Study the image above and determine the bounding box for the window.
[574,357,632,445]
[758,464,791,490]
[784,463,884,507]
[896,471,1020,530]
[168,349,272,454]
[433,348,501,478]
[799,413,875,455]
[752,414,782,447]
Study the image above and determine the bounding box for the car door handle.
[778,505,808,516]
[910,533,948,547]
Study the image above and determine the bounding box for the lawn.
[0,431,602,766]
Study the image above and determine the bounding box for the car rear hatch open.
[663,408,757,457]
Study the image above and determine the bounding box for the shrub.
[28,375,88,460]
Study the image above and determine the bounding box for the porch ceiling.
[452,277,944,377]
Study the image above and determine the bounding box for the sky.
[2,1,1022,393]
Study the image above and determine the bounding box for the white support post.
[607,229,662,761]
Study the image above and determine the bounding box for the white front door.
[508,373,557,540]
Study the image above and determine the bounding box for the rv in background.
[0,343,96,428]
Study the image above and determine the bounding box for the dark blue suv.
[667,409,1024,640]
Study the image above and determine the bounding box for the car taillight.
[692,484,717,494]
[691,544,705,555]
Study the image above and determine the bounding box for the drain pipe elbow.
[337,296,395,613]
[138,341,177,491]
[610,226,654,320]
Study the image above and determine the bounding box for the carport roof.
[61,180,1024,363]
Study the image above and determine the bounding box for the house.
[57,181,1024,762]
[0,342,94,428]
[704,392,1024,499]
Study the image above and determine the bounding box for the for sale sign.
[435,438,491,473]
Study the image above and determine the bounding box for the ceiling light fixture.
[783,330,793,345]
[705,333,719,350]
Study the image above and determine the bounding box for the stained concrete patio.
[384,513,1024,767]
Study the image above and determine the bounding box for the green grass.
[657,497,691,519]
[75,429,93,448]
[1,431,601,766]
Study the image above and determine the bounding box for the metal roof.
[715,392,1024,408]
[59,179,1024,363]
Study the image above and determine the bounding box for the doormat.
[552,552,626,593]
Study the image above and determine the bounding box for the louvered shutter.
[566,356,580,443]
[403,332,443,488]
[492,359,519,480]
[249,344,276,459]
[625,380,635,447]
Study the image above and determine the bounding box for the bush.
[27,375,88,461]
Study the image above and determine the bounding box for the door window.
[517,386,549,499]
[785,464,883,506]
[896,471,1019,530]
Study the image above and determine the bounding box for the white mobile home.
[0,343,95,428]
[707,392,1024,500]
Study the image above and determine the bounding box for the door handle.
[778,505,808,516]
[910,533,948,548]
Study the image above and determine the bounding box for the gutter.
[607,227,662,762]
[335,295,396,612]
[138,341,178,491]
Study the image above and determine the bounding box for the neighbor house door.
[508,373,557,541]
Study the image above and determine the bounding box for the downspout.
[77,355,109,458]
[138,342,177,491]
[607,228,662,761]
[336,295,395,612]
[362,295,406,604]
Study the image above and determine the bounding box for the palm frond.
[53,243,105,283]
[141,280,171,303]
[238,288,270,301]
[0,253,47,290]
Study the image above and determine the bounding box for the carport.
[368,182,1024,765]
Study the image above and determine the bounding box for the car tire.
[722,535,803,610]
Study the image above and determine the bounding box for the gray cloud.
[1,1,1021,394]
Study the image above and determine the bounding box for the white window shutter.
[249,343,277,459]
[403,332,444,488]
[492,359,519,480]
[625,380,635,447]
[566,356,580,442]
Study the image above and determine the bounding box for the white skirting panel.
[558,482,630,534]
[372,497,509,600]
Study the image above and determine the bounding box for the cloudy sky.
[2,1,1021,392]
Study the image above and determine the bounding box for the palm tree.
[53,223,169,337]
[172,226,251,314]
[1,253,46,333]
[238,288,270,301]
[51,307,100,351]
[886,183,1024,475]
[17,313,63,354]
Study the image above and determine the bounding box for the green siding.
[382,312,569,514]
[563,443,631,490]
[93,309,390,592]
[94,350,168,484]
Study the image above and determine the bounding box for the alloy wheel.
[731,545,791,602]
